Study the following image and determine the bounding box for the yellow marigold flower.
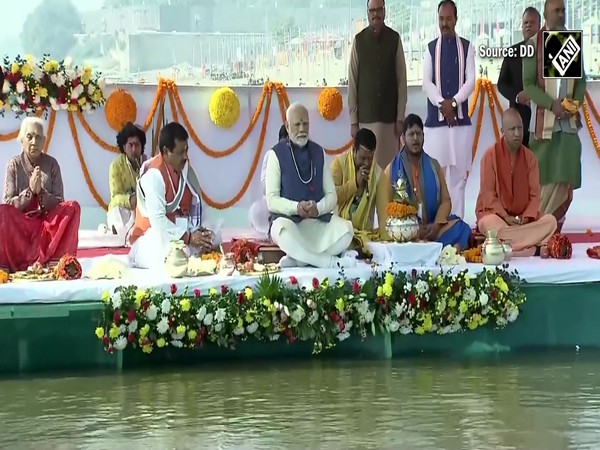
[464,277,470,287]
[415,326,425,335]
[384,273,394,286]
[422,314,433,332]
[376,286,384,297]
[244,287,253,300]
[156,338,166,348]
[11,62,19,74]
[245,310,255,323]
[20,63,32,77]
[101,291,110,302]
[78,97,87,106]
[261,319,271,328]
[495,277,509,294]
[176,324,186,334]
[187,330,197,341]
[468,313,482,330]
[109,325,119,339]
[95,327,104,339]
[382,284,392,297]
[459,301,468,314]
[335,298,345,312]
[337,280,344,288]
[209,288,217,296]
[142,344,153,353]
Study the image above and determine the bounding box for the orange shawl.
[495,139,529,215]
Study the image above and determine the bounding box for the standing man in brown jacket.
[348,0,407,168]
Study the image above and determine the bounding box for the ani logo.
[542,30,583,79]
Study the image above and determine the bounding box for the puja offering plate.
[237,261,280,276]
[10,262,56,282]
[187,257,218,276]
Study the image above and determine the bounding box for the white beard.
[291,136,308,147]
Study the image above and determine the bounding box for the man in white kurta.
[422,0,475,218]
[266,103,356,268]
[128,122,220,270]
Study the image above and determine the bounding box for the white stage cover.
[0,243,598,305]
[1,83,600,233]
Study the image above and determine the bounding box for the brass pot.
[386,216,419,243]
[481,230,506,265]
[165,240,189,278]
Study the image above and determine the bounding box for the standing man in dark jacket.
[348,0,407,168]
[497,7,541,146]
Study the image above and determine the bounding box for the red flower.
[170,284,177,294]
[312,277,320,289]
[376,297,384,304]
[107,346,114,354]
[113,310,121,323]
[102,336,109,346]
[141,300,150,311]
[237,292,245,304]
[168,316,174,328]
[127,333,135,343]
[352,280,361,294]
[338,321,345,332]
[419,299,427,310]
[329,311,340,323]
[408,292,417,307]
[221,285,228,295]
[490,289,497,299]
[452,283,460,294]
[411,268,418,278]
[127,309,136,322]
[193,288,201,298]
[289,275,298,285]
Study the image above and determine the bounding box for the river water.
[1,352,599,449]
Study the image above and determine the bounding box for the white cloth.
[129,166,221,270]
[265,148,354,268]
[367,242,443,267]
[106,206,135,237]
[248,153,270,237]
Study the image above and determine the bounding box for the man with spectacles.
[348,0,407,169]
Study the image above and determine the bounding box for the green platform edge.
[1,282,598,375]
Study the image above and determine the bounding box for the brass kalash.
[385,178,420,242]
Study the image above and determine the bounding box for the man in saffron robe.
[129,122,220,270]
[0,117,80,272]
[331,128,390,253]
[107,122,146,237]
[249,124,288,237]
[476,108,557,256]
[266,103,356,268]
[422,0,475,219]
[387,114,471,250]
[523,0,586,232]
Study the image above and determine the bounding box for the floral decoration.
[208,87,240,129]
[386,202,417,219]
[0,55,105,117]
[463,245,483,263]
[96,266,526,355]
[547,234,572,259]
[0,269,8,284]
[317,87,343,121]
[104,89,137,132]
[54,255,82,280]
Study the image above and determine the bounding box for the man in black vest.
[265,103,356,268]
[497,7,541,146]
[348,0,407,168]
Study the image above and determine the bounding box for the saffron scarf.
[434,34,466,121]
[494,139,529,216]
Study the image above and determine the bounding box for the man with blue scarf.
[387,114,472,250]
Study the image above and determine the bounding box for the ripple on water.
[1,355,600,448]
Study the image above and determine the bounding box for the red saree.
[0,201,80,272]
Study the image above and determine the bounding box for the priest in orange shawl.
[476,108,557,256]
[128,122,221,270]
[0,117,80,272]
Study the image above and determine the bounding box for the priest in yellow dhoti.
[331,128,390,253]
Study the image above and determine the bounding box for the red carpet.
[564,233,598,244]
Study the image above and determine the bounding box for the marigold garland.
[463,245,483,263]
[208,87,240,129]
[0,269,8,284]
[547,234,572,259]
[54,255,82,280]
[317,87,343,121]
[386,202,417,219]
[105,89,137,132]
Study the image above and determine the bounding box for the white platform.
[2,243,599,305]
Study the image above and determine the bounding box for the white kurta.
[265,148,355,268]
[106,206,135,237]
[422,41,476,218]
[248,153,270,237]
[129,166,221,271]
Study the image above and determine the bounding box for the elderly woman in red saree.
[476,108,556,257]
[0,117,80,272]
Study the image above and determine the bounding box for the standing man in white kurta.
[128,122,220,270]
[265,103,356,268]
[422,0,475,218]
